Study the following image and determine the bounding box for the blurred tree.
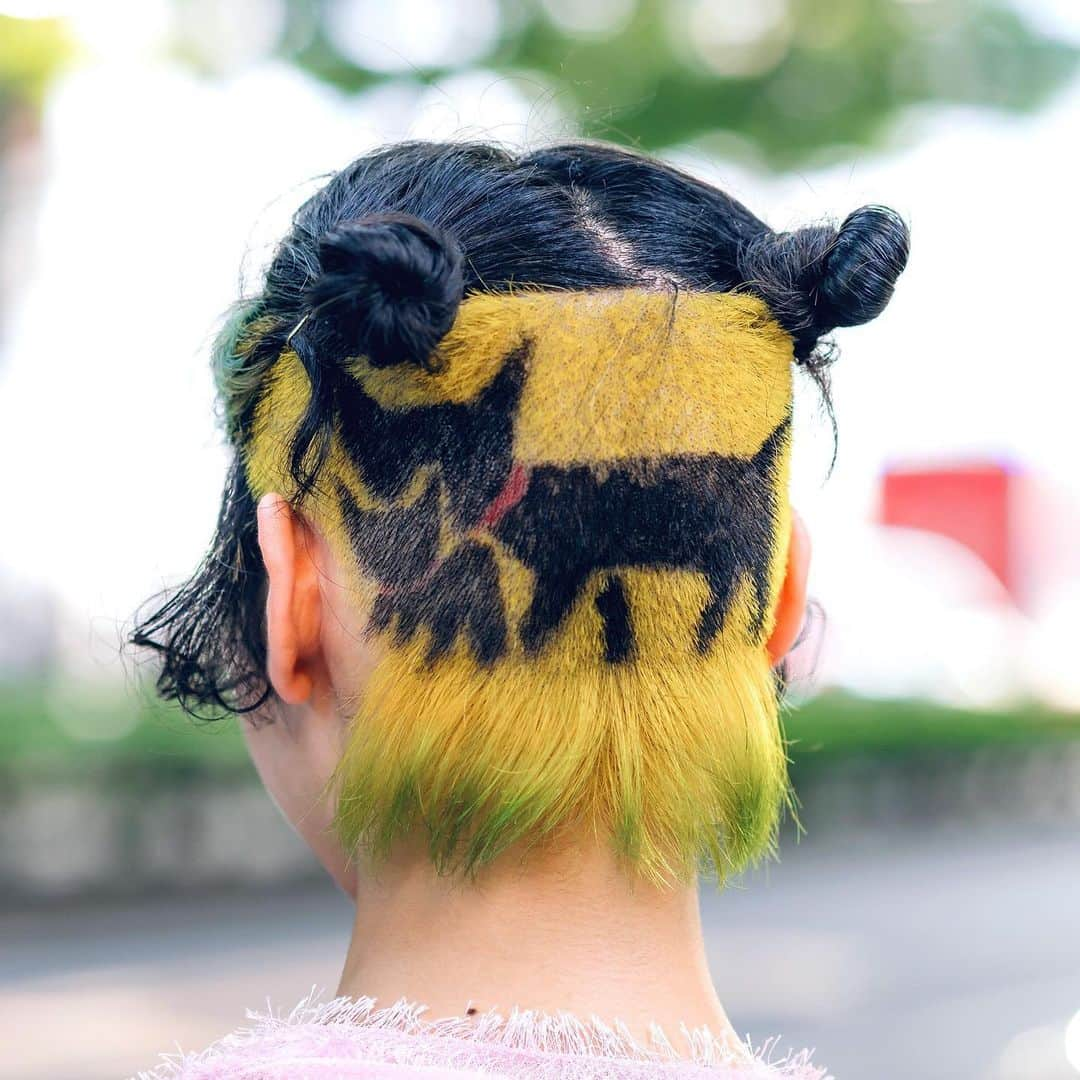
[0,16,74,346]
[174,0,1080,169]
[0,14,73,123]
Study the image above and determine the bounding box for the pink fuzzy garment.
[136,995,830,1080]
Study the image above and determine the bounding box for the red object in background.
[879,463,1021,605]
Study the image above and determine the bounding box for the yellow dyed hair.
[246,288,795,886]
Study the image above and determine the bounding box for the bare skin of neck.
[337,830,744,1059]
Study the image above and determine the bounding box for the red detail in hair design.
[478,463,529,530]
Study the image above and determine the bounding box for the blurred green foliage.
[3,681,1077,784]
[0,681,251,782]
[252,0,1080,169]
[1,2,1074,169]
[0,15,74,118]
[785,692,1080,757]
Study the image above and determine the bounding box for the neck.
[337,830,741,1058]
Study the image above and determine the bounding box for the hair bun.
[815,205,909,330]
[305,212,465,369]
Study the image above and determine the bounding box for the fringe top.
[136,993,831,1080]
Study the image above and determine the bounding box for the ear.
[256,492,324,705]
[766,510,811,666]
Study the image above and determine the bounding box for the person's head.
[134,140,908,895]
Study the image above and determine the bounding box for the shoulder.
[134,1018,490,1080]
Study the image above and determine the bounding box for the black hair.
[132,139,908,718]
[307,213,465,371]
[739,203,910,364]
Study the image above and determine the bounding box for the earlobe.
[766,511,811,666]
[256,492,321,705]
